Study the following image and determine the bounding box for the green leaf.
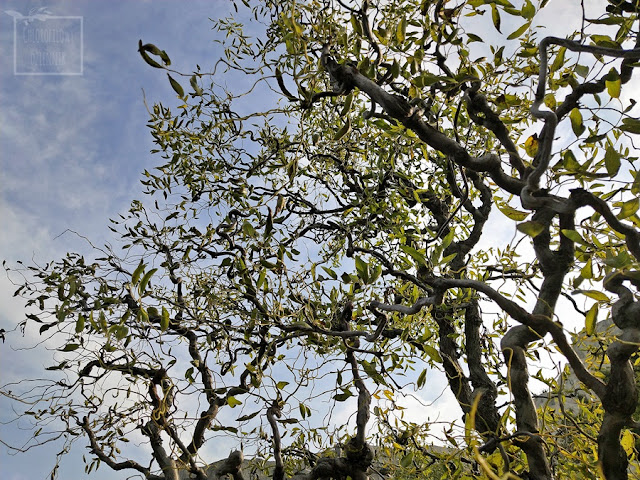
[115,325,128,341]
[242,221,257,238]
[75,314,85,333]
[276,381,289,390]
[167,74,184,98]
[369,263,383,283]
[237,411,260,422]
[585,303,598,336]
[605,145,621,176]
[550,47,566,73]
[161,307,170,331]
[620,118,640,135]
[591,34,620,49]
[138,40,170,69]
[560,229,586,245]
[322,266,337,280]
[633,172,640,195]
[99,311,109,331]
[400,452,414,468]
[517,220,545,238]
[496,202,529,221]
[334,390,353,402]
[396,16,407,43]
[618,198,639,219]
[45,361,69,371]
[226,396,242,408]
[491,4,501,33]
[580,257,593,279]
[340,92,354,117]
[563,150,581,172]
[417,369,427,389]
[467,33,483,43]
[355,256,369,283]
[132,262,145,284]
[423,345,442,363]
[399,245,428,267]
[59,343,79,352]
[521,0,535,19]
[574,64,590,78]
[569,108,585,136]
[139,268,157,295]
[578,290,610,302]
[334,117,351,141]
[605,68,621,99]
[507,21,531,40]
[290,10,303,37]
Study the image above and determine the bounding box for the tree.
[3,0,640,479]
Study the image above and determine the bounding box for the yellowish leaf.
[524,133,539,157]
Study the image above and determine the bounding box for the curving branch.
[320,46,526,195]
[524,37,640,212]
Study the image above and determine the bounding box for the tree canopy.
[3,1,640,479]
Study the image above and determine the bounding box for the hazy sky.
[0,1,635,479]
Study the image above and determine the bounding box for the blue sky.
[0,1,238,478]
[0,1,636,479]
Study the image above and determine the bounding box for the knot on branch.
[605,273,640,329]
[321,45,356,95]
[214,449,244,478]
[345,438,374,471]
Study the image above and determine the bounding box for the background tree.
[3,0,640,479]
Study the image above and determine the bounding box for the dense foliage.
[3,1,640,479]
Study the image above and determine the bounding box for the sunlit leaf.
[617,198,639,219]
[396,16,407,43]
[497,202,529,221]
[543,93,556,110]
[605,68,621,98]
[577,290,610,302]
[580,257,593,279]
[507,21,530,40]
[621,430,635,456]
[550,47,566,72]
[585,303,598,336]
[517,220,545,238]
[423,345,442,363]
[569,108,585,136]
[161,307,170,331]
[399,245,428,267]
[524,134,538,157]
[561,229,586,245]
[355,256,369,283]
